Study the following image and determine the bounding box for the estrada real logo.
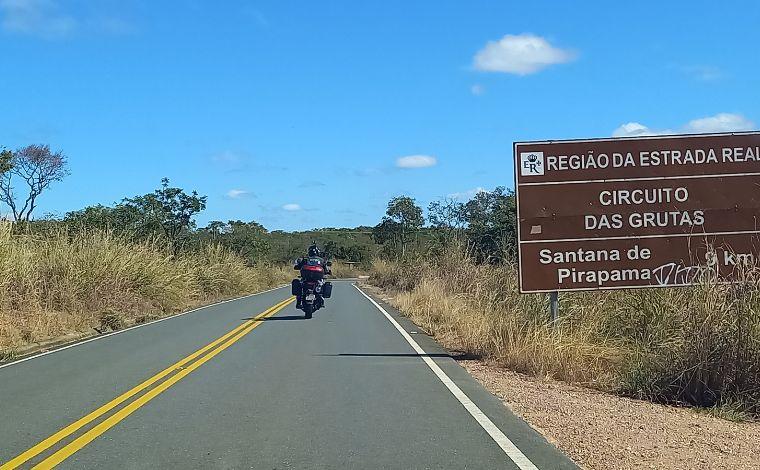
[520,152,544,176]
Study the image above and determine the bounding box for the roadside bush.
[368,258,425,291]
[328,261,367,279]
[369,247,760,414]
[0,225,290,353]
[615,277,760,412]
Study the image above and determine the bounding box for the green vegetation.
[0,142,383,354]
[0,143,515,271]
[265,228,376,265]
[0,144,69,222]
[0,224,291,354]
[370,249,760,415]
[2,142,758,418]
[359,187,760,417]
[373,196,425,258]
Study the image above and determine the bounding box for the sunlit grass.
[370,247,760,416]
[0,223,291,354]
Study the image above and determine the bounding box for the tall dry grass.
[369,249,760,413]
[0,225,291,355]
[328,261,367,279]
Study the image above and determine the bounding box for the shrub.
[0,225,290,353]
[370,247,760,414]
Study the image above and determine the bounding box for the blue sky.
[1,0,758,230]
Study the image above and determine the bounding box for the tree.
[0,149,12,175]
[122,178,207,252]
[373,196,423,258]
[63,204,120,232]
[204,221,227,240]
[462,186,517,262]
[324,239,368,262]
[0,144,70,222]
[198,220,270,265]
[427,197,466,247]
[62,203,162,238]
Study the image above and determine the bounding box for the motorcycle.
[298,279,330,318]
[292,259,332,319]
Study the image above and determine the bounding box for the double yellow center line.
[1,296,294,470]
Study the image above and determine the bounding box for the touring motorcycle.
[292,258,332,319]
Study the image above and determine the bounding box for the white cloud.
[471,84,485,96]
[473,33,576,75]
[0,0,76,38]
[612,122,670,138]
[396,155,437,169]
[226,189,250,199]
[684,113,755,133]
[612,113,755,137]
[448,187,486,200]
[0,0,133,38]
[282,203,302,211]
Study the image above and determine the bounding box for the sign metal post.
[549,291,559,324]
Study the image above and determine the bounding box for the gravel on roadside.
[461,360,760,470]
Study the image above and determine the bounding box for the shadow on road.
[314,352,483,360]
[316,353,452,358]
[242,315,306,321]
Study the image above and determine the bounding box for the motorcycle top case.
[300,257,325,281]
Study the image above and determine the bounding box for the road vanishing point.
[0,282,576,469]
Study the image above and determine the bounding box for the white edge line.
[0,285,288,370]
[517,171,760,186]
[353,283,539,470]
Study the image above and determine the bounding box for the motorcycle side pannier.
[291,278,302,296]
[321,282,333,298]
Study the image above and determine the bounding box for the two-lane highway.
[0,282,576,469]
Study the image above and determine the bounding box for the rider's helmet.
[308,244,320,257]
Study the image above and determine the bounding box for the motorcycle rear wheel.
[304,303,313,319]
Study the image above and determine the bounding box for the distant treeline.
[21,180,380,265]
[15,180,517,267]
[1,143,517,266]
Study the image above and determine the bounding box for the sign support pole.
[549,291,559,325]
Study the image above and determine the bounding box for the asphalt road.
[0,281,576,469]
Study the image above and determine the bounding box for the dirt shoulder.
[462,361,759,470]
[364,283,760,470]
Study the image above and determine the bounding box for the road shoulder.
[464,361,760,470]
[355,283,578,470]
[362,283,760,470]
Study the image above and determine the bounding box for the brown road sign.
[514,132,760,293]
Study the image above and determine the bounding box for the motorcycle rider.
[293,243,331,309]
